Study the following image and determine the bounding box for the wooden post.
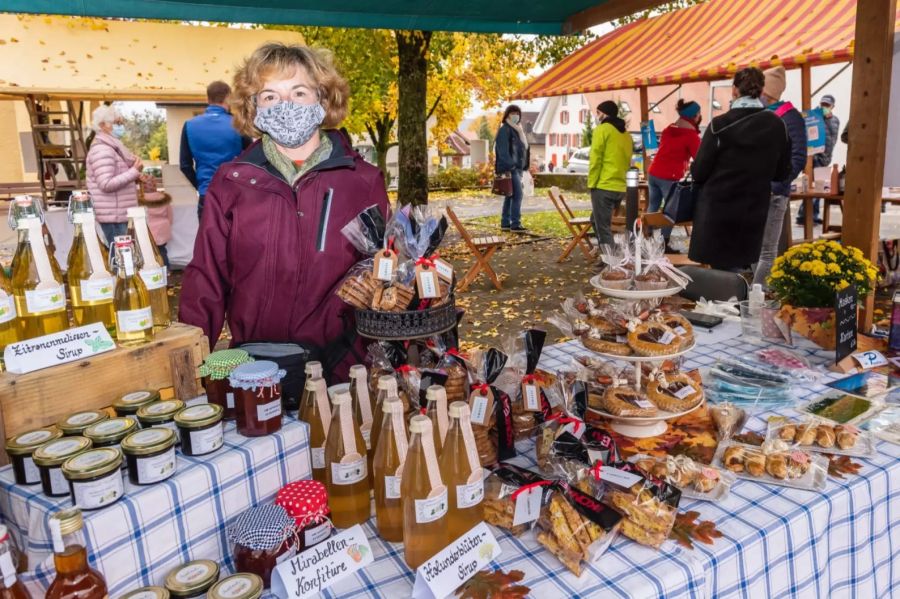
[842,0,897,331]
[800,63,815,241]
[639,85,650,177]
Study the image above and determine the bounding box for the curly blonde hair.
[231,42,349,138]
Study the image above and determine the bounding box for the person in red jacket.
[179,43,390,380]
[647,99,702,249]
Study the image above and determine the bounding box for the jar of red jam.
[227,504,296,588]
[200,349,253,420]
[229,361,286,437]
[275,480,332,550]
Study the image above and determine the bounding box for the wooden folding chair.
[548,186,595,262]
[445,206,505,292]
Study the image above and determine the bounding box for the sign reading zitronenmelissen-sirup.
[3,323,115,374]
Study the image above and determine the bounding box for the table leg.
[804,198,813,241]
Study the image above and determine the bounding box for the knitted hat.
[597,100,619,118]
[677,101,701,119]
[763,67,787,100]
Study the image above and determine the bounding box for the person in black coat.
[689,67,791,270]
[495,104,530,233]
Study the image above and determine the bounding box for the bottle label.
[189,423,224,455]
[24,285,66,314]
[0,294,16,324]
[385,475,402,499]
[256,399,282,422]
[49,466,68,495]
[0,549,17,580]
[226,392,235,409]
[72,470,124,509]
[80,277,115,302]
[312,447,326,469]
[140,267,168,290]
[304,521,332,547]
[22,455,40,484]
[456,479,485,509]
[117,307,152,333]
[331,457,367,485]
[136,446,176,484]
[414,487,449,524]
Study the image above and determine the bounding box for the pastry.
[536,530,583,576]
[634,268,669,291]
[536,425,556,471]
[834,425,859,450]
[634,458,657,474]
[787,451,811,478]
[815,424,836,448]
[374,283,415,312]
[745,451,766,477]
[778,424,797,442]
[658,313,694,347]
[694,467,720,493]
[723,446,745,472]
[337,271,379,309]
[582,330,632,356]
[709,402,746,440]
[483,494,527,536]
[627,322,681,357]
[645,373,703,413]
[765,454,788,479]
[599,268,632,290]
[600,387,658,417]
[796,423,817,446]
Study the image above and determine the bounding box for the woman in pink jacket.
[86,104,144,245]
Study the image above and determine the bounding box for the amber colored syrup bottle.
[46,508,107,599]
[402,415,448,569]
[325,390,370,528]
[439,401,485,543]
[372,396,408,543]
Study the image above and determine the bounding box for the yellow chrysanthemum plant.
[768,240,878,307]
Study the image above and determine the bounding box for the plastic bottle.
[401,415,448,569]
[298,377,331,485]
[111,236,153,346]
[372,396,407,542]
[439,402,485,543]
[126,207,170,331]
[324,390,369,529]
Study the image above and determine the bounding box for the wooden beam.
[639,85,650,177]
[564,0,668,34]
[800,62,815,238]
[842,0,897,331]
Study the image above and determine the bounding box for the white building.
[532,94,592,169]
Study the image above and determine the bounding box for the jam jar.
[61,447,124,510]
[200,349,253,420]
[84,417,137,468]
[275,480,333,550]
[121,428,178,485]
[33,436,92,497]
[57,410,109,436]
[5,427,62,485]
[112,390,160,419]
[164,559,220,598]
[175,403,224,457]
[208,573,263,599]
[229,361,286,437]
[136,400,185,439]
[119,587,171,599]
[227,504,296,588]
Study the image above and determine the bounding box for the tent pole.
[639,85,649,177]
[812,62,852,98]
[800,63,814,240]
[842,0,896,332]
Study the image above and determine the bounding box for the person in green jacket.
[589,101,634,245]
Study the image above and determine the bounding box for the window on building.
[560,111,569,125]
[572,134,581,147]
[549,133,557,146]
[620,101,632,113]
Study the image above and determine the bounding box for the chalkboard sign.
[835,284,858,363]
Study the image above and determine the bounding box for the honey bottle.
[372,396,407,543]
[67,193,114,334]
[126,207,170,331]
[111,236,153,346]
[11,216,67,339]
[0,525,30,599]
[46,508,107,599]
[296,361,323,416]
[298,376,330,485]
[0,268,20,356]
[424,385,449,455]
[324,390,369,528]
[349,365,375,454]
[369,375,399,468]
[439,401,485,543]
[401,415,448,569]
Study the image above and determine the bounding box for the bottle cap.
[425,385,446,403]
[331,390,351,406]
[382,396,403,414]
[448,400,468,418]
[305,361,323,378]
[377,376,397,392]
[349,364,367,379]
[409,414,432,435]
[305,377,327,392]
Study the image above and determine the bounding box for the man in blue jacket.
[179,81,248,220]
[753,67,808,287]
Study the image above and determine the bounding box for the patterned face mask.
[254,101,326,148]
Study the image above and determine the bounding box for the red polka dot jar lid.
[276,480,330,528]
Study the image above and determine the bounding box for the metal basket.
[355,297,457,340]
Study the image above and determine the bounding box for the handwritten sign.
[271,524,373,599]
[835,285,858,364]
[852,350,888,370]
[412,522,502,599]
[3,323,115,374]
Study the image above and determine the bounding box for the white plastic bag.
[522,170,535,198]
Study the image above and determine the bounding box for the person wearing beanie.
[688,67,791,270]
[798,93,840,224]
[588,100,634,246]
[646,99,703,251]
[752,66,808,288]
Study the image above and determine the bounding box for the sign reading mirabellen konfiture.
[3,323,115,374]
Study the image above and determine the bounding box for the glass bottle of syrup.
[0,268,20,357]
[111,236,153,346]
[424,385,449,455]
[126,207,170,332]
[324,390,369,529]
[11,216,67,339]
[8,196,56,266]
[0,525,30,599]
[46,508,107,599]
[439,401,485,543]
[296,361,323,417]
[369,375,398,469]
[298,376,330,485]
[67,193,114,334]
[372,396,407,543]
[349,365,375,455]
[401,415,448,569]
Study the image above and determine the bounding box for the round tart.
[582,330,632,356]
[600,386,657,417]
[646,374,703,412]
[658,313,694,347]
[627,322,681,356]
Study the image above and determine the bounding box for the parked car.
[565,133,645,174]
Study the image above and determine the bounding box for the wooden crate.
[0,323,209,464]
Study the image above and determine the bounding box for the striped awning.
[515,0,900,99]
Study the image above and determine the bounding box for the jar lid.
[49,507,84,536]
[174,403,223,429]
[119,587,171,599]
[228,361,286,390]
[112,390,160,411]
[275,480,331,527]
[58,410,109,434]
[84,417,137,444]
[226,504,296,551]
[33,436,93,466]
[164,559,220,596]
[136,400,185,423]
[5,427,62,455]
[208,573,263,599]
[61,447,122,480]
[121,427,177,456]
[200,349,253,380]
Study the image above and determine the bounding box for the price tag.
[468,388,494,427]
[634,398,655,409]
[852,350,888,370]
[416,264,440,299]
[433,258,454,283]
[522,383,541,412]
[512,486,543,526]
[659,331,676,345]
[373,249,398,282]
[672,385,696,400]
[562,421,585,439]
[600,466,643,489]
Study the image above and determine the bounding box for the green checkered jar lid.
[199,349,254,380]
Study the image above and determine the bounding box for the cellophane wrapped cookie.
[601,462,682,549]
[483,464,550,537]
[631,454,735,501]
[466,348,512,467]
[500,330,561,442]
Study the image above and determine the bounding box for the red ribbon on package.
[510,480,552,500]
[396,365,414,374]
[590,458,603,481]
[522,374,538,384]
[415,257,435,268]
[471,383,490,395]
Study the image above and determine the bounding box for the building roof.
[443,131,471,156]
[520,111,546,146]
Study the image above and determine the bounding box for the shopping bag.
[662,177,699,224]
[492,173,513,196]
[522,170,535,198]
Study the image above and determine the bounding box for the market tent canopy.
[0,14,305,101]
[514,0,900,98]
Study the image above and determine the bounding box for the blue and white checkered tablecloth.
[0,418,310,597]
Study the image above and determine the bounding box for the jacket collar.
[205,105,229,115]
[236,129,356,184]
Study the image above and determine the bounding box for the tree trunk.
[366,115,397,188]
[395,30,431,206]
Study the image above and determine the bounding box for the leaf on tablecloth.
[669,510,724,550]
[671,442,716,465]
[826,454,862,479]
[732,432,764,446]
[457,569,530,599]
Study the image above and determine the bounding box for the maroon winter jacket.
[179,130,390,378]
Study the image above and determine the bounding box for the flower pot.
[777,304,837,350]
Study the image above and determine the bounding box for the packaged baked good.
[599,462,681,549]
[599,384,658,418]
[483,464,550,536]
[365,342,413,414]
[644,371,704,413]
[336,264,381,309]
[632,233,691,291]
[598,240,634,290]
[466,348,513,466]
[502,330,562,442]
[431,340,470,406]
[384,204,453,307]
[715,440,828,491]
[631,454,734,502]
[708,402,748,440]
[765,415,876,457]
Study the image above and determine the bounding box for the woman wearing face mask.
[494,105,529,233]
[86,104,144,245]
[179,43,390,379]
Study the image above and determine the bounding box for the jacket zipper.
[316,188,334,252]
